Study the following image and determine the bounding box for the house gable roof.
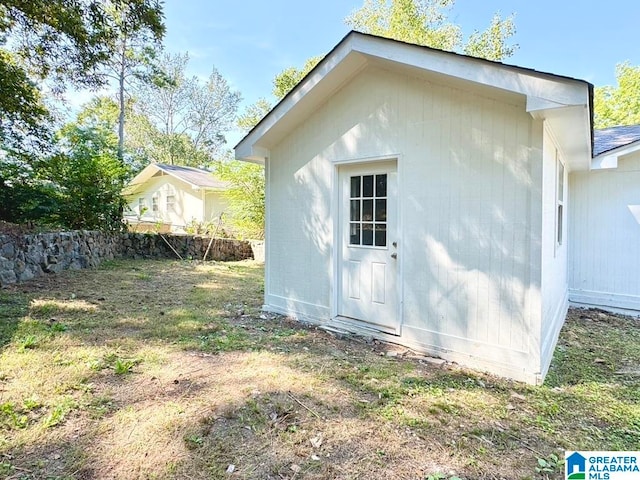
[235,31,593,171]
[124,163,228,195]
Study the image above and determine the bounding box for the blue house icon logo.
[566,452,586,479]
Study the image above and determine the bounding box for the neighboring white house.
[234,31,633,384]
[123,163,229,232]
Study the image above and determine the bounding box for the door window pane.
[375,199,386,221]
[350,200,360,221]
[362,199,373,221]
[362,223,374,245]
[363,175,374,197]
[375,174,387,197]
[350,223,361,245]
[375,224,386,246]
[350,176,360,198]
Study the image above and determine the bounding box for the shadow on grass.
[0,290,30,350]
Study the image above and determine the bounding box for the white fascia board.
[350,34,590,107]
[235,37,357,162]
[235,32,590,163]
[591,140,640,170]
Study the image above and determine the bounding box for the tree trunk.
[117,40,127,163]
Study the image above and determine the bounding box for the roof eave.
[235,31,593,165]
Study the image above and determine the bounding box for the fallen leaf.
[310,437,323,448]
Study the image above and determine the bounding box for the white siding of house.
[266,65,548,382]
[126,175,205,231]
[204,192,229,224]
[539,127,570,377]
[569,150,640,312]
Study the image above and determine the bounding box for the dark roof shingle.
[155,163,227,189]
[594,125,640,156]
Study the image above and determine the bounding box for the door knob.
[392,241,397,248]
[391,253,397,259]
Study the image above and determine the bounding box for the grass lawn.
[0,259,638,480]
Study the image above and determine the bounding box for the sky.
[162,0,640,111]
[112,0,638,148]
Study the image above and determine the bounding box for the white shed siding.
[266,66,547,381]
[539,127,569,375]
[569,151,640,311]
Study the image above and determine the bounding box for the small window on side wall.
[556,152,565,246]
[152,195,159,213]
[166,195,176,213]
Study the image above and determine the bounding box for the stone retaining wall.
[0,231,259,287]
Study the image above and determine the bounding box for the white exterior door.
[337,161,399,334]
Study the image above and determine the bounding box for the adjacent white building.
[123,163,229,233]
[235,31,635,384]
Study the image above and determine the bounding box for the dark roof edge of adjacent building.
[593,124,640,157]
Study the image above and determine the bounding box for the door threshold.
[332,316,400,336]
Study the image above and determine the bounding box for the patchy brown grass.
[0,259,638,480]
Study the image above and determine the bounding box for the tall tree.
[100,0,165,162]
[237,98,272,132]
[133,52,241,166]
[0,0,164,151]
[345,0,517,60]
[594,62,640,129]
[212,100,271,239]
[272,56,323,100]
[45,120,128,230]
[273,0,518,101]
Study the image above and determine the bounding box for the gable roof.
[235,30,593,170]
[594,124,640,156]
[124,163,228,195]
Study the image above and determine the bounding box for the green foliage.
[237,98,272,132]
[133,52,241,166]
[273,56,323,100]
[464,13,517,61]
[272,0,517,101]
[0,50,50,151]
[214,160,265,239]
[0,0,164,152]
[535,454,563,477]
[42,122,129,230]
[113,358,137,375]
[345,0,517,59]
[594,62,640,129]
[1,0,164,89]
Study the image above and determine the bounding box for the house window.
[152,195,159,213]
[166,194,176,213]
[556,153,565,246]
[349,174,387,247]
[138,197,147,215]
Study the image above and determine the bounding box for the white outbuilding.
[234,31,628,384]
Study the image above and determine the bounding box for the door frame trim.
[330,154,403,335]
